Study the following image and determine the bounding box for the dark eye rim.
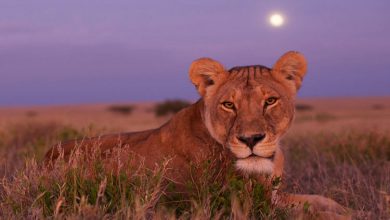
[265,97,278,105]
[221,101,235,109]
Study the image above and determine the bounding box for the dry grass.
[0,97,389,219]
[0,131,287,219]
[283,130,390,219]
[0,146,170,219]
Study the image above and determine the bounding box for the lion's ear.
[189,58,226,97]
[272,51,307,93]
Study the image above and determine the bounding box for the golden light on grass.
[269,13,284,27]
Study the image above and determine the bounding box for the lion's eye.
[265,97,278,106]
[222,101,235,109]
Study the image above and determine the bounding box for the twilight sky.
[1,0,389,106]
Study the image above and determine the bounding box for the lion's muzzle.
[237,133,266,150]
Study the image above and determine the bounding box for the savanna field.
[0,97,389,219]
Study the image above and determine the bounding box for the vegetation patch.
[294,112,337,123]
[295,104,313,112]
[0,122,97,177]
[0,146,289,219]
[314,112,337,122]
[107,105,135,115]
[372,104,385,110]
[283,131,390,219]
[26,110,38,117]
[154,99,191,117]
[0,121,389,219]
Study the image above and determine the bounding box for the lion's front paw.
[303,195,347,214]
[286,194,351,220]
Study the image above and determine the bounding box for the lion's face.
[189,51,307,175]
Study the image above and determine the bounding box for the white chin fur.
[235,157,274,175]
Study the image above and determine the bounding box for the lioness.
[45,51,349,219]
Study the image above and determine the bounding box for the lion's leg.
[276,193,351,219]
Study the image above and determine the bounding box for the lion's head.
[189,51,307,175]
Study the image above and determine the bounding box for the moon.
[269,13,284,27]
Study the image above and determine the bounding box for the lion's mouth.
[247,153,275,161]
[235,153,275,174]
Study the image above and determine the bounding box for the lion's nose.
[237,133,266,150]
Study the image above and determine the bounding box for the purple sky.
[1,1,389,106]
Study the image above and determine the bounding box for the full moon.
[269,13,284,27]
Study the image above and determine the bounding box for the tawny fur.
[45,51,350,219]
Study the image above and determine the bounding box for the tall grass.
[283,130,390,219]
[0,151,169,219]
[0,125,288,219]
[0,122,84,177]
[0,122,389,219]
